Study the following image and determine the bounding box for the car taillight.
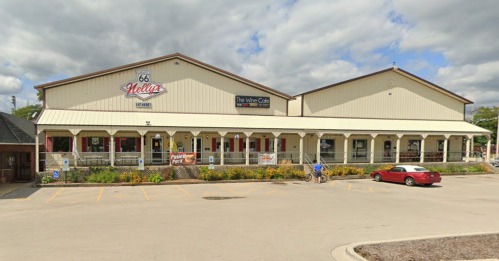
[421,173,429,178]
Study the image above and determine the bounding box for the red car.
[370,165,441,186]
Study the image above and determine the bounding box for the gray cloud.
[0,0,498,113]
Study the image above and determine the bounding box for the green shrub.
[89,166,105,174]
[41,176,53,184]
[148,173,165,183]
[86,170,120,183]
[68,169,81,183]
[468,163,490,172]
[363,165,376,175]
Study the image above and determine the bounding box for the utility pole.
[10,96,16,113]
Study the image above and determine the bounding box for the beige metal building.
[34,53,492,171]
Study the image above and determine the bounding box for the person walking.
[313,160,323,183]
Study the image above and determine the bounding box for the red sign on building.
[170,153,197,165]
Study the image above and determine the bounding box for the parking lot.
[1,175,499,261]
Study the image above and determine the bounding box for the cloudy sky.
[0,0,498,113]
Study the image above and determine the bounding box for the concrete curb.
[0,182,36,197]
[34,179,299,188]
[331,231,499,261]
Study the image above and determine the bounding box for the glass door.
[191,138,202,163]
[383,140,392,162]
[151,138,163,164]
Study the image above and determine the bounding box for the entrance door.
[151,138,163,164]
[383,140,392,162]
[191,138,202,163]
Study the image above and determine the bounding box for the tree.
[470,106,498,145]
[37,90,43,101]
[12,104,42,120]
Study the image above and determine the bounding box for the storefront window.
[243,138,257,151]
[320,139,335,158]
[352,139,367,159]
[87,137,104,152]
[408,140,421,152]
[216,138,230,152]
[121,137,137,152]
[437,140,450,152]
[53,137,70,152]
[269,138,282,152]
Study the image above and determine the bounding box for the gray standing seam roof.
[0,112,35,144]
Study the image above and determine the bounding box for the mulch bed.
[355,233,499,261]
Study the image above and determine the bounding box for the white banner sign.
[258,153,276,165]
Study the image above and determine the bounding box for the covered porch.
[35,109,493,172]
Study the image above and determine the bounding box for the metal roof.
[36,109,491,135]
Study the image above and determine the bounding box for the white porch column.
[110,134,115,166]
[244,132,253,165]
[420,134,428,164]
[191,131,200,161]
[316,132,324,163]
[272,132,281,163]
[395,134,403,164]
[218,131,227,166]
[344,133,351,164]
[166,130,176,166]
[486,136,492,162]
[298,132,306,164]
[443,134,450,163]
[69,129,81,167]
[465,135,472,163]
[35,130,40,173]
[138,130,148,165]
[106,129,118,167]
[370,134,377,164]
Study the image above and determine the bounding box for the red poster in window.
[170,153,197,165]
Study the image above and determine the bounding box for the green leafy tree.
[470,106,498,145]
[36,90,43,101]
[12,104,42,120]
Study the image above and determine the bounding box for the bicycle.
[304,170,327,183]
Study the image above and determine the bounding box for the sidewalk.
[0,182,34,197]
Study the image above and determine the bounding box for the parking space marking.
[330,181,335,187]
[46,188,65,203]
[97,188,104,202]
[53,192,100,201]
[176,185,191,197]
[261,186,287,195]
[215,184,242,195]
[141,186,150,200]
[241,186,263,195]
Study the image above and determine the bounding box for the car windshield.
[414,167,429,172]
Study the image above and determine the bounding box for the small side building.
[0,112,40,182]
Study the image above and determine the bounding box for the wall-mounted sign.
[258,153,276,165]
[136,102,152,108]
[235,96,270,108]
[170,153,197,165]
[120,69,166,101]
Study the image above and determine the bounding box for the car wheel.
[405,177,416,186]
[304,174,312,182]
[374,174,382,182]
[424,183,433,187]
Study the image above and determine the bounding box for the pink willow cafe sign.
[120,69,166,100]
